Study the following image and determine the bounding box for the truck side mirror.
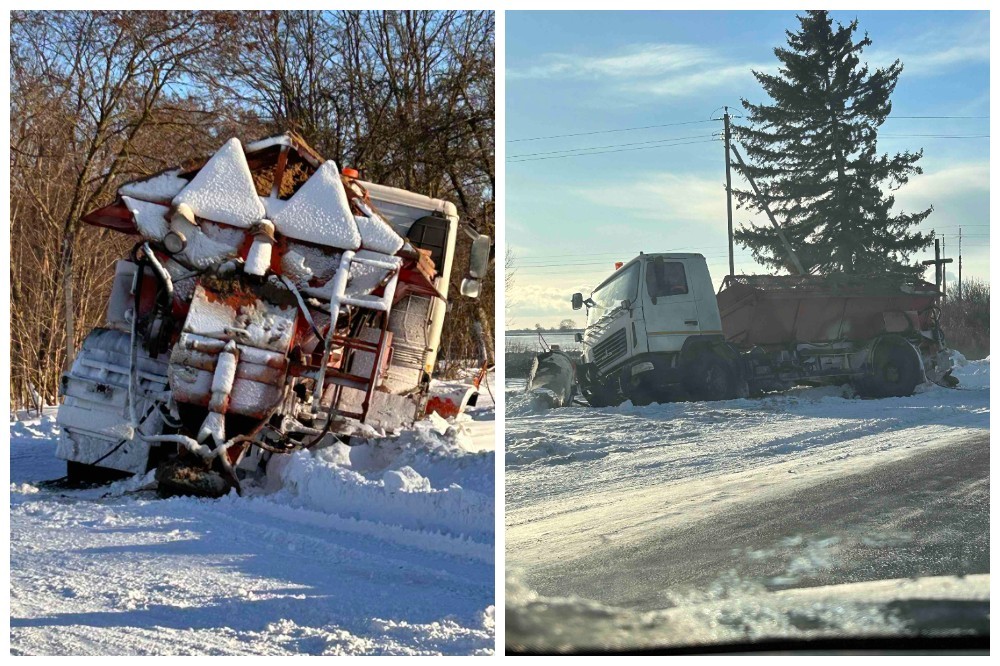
[571,292,583,310]
[574,332,583,343]
[460,278,481,298]
[468,235,491,279]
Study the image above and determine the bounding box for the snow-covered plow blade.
[525,350,577,409]
[56,132,490,497]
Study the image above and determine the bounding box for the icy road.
[506,358,989,614]
[10,377,496,656]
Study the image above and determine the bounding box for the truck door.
[642,257,700,354]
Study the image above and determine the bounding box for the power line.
[507,115,989,144]
[881,133,989,139]
[887,115,989,119]
[508,118,720,143]
[509,133,719,159]
[508,137,721,163]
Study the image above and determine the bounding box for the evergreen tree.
[732,10,932,277]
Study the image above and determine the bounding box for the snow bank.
[10,380,496,655]
[268,415,494,543]
[172,138,266,228]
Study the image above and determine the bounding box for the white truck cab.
[572,253,742,406]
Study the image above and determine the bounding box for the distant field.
[505,332,582,353]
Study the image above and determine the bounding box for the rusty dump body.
[718,273,943,351]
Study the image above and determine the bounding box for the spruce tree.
[732,10,932,277]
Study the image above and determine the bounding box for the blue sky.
[505,10,990,328]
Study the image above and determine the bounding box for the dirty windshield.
[588,261,639,326]
[506,8,989,654]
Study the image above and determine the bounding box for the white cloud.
[866,17,989,77]
[894,161,989,213]
[573,171,743,231]
[509,41,767,100]
[508,43,716,81]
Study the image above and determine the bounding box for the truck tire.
[856,338,923,398]
[627,378,657,407]
[684,353,738,402]
[581,382,621,408]
[578,363,622,408]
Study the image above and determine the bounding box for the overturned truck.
[56,133,491,496]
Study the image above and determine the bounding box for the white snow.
[122,196,169,240]
[271,161,361,249]
[347,250,402,297]
[244,236,273,277]
[10,371,495,656]
[355,201,404,255]
[118,169,189,204]
[506,359,990,569]
[172,138,266,229]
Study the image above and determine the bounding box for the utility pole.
[921,237,952,292]
[958,226,963,301]
[942,236,947,298]
[723,107,735,277]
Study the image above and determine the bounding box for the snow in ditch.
[10,373,495,655]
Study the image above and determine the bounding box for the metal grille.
[592,328,628,370]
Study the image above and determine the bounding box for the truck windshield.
[589,262,639,324]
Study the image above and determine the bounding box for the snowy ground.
[505,357,989,647]
[10,374,496,656]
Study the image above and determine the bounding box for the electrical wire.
[508,118,721,143]
[508,137,721,163]
[509,133,719,159]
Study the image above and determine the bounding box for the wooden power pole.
[958,227,963,300]
[724,107,735,277]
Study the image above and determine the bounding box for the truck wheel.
[857,339,922,398]
[582,383,621,408]
[685,353,737,402]
[628,379,657,407]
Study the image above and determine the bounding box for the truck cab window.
[592,262,639,309]
[647,260,688,297]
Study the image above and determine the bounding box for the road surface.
[525,432,989,611]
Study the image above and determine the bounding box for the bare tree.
[9,10,495,409]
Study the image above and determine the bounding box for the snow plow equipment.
[56,132,491,497]
[565,253,955,407]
